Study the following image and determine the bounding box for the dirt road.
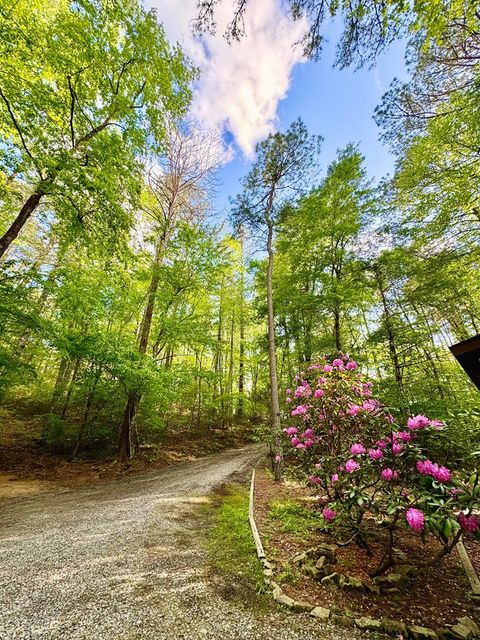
[0,445,363,639]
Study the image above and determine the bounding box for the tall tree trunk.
[50,357,70,412]
[71,367,101,460]
[118,237,164,462]
[60,357,81,418]
[375,270,405,404]
[266,220,283,482]
[237,230,246,419]
[333,305,342,352]
[227,311,235,428]
[0,189,45,260]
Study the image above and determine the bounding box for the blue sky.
[150,1,410,218]
[212,38,410,214]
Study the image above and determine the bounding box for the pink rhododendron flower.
[434,466,452,483]
[286,389,292,395]
[323,364,333,373]
[295,443,306,449]
[291,405,308,417]
[363,399,377,412]
[332,358,344,368]
[376,439,387,449]
[392,443,402,456]
[304,438,314,448]
[275,455,282,462]
[291,437,300,446]
[429,419,444,430]
[294,385,307,398]
[345,459,360,473]
[286,397,292,403]
[396,431,412,442]
[286,426,298,436]
[416,459,452,483]
[314,388,325,398]
[350,443,366,455]
[385,414,394,423]
[369,448,384,460]
[302,428,314,437]
[346,360,358,370]
[331,473,339,484]
[458,513,479,533]
[381,468,399,481]
[347,404,361,416]
[407,415,430,430]
[322,507,337,522]
[406,507,425,532]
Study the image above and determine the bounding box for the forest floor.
[0,405,259,495]
[0,444,370,640]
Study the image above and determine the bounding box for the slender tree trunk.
[227,310,235,428]
[376,270,405,403]
[333,305,342,352]
[118,237,165,462]
[71,368,100,459]
[0,189,45,260]
[266,220,283,482]
[50,357,70,412]
[60,357,81,418]
[237,231,246,419]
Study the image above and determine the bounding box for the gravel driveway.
[0,444,366,640]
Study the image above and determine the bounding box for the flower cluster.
[285,356,480,574]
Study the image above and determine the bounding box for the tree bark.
[118,237,164,462]
[266,220,283,482]
[0,189,45,260]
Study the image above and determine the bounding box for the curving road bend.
[0,445,363,640]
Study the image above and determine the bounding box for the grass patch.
[268,498,319,537]
[204,484,270,608]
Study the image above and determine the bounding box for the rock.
[435,629,458,640]
[332,614,355,628]
[381,618,408,636]
[338,575,365,591]
[263,568,273,578]
[457,617,480,637]
[303,563,320,580]
[408,624,438,639]
[261,559,274,570]
[272,585,282,598]
[374,572,409,589]
[321,572,339,587]
[292,551,308,565]
[450,623,475,639]
[312,543,337,563]
[310,606,331,621]
[291,600,315,613]
[273,592,295,608]
[355,617,382,632]
[315,556,327,571]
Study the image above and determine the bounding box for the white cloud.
[145,0,307,157]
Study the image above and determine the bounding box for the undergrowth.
[204,484,270,609]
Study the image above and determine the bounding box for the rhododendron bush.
[285,355,480,576]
